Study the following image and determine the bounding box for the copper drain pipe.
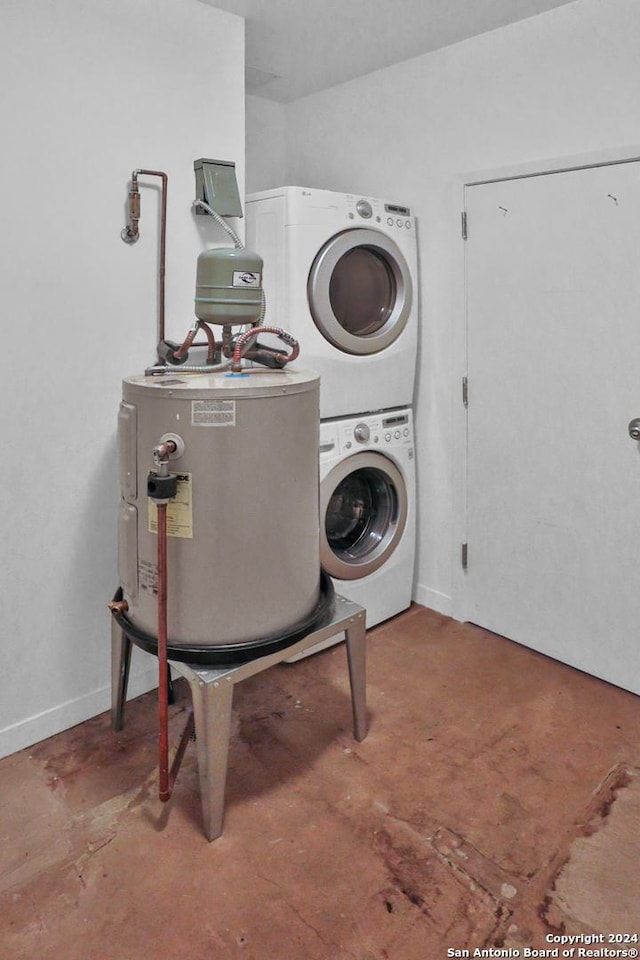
[156,502,171,801]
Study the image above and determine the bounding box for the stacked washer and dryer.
[246,186,418,656]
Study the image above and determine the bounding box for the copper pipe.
[173,323,199,361]
[222,324,233,358]
[231,325,300,373]
[168,711,195,793]
[157,502,170,802]
[152,440,177,471]
[173,321,217,364]
[197,321,217,364]
[134,168,168,348]
[108,599,129,615]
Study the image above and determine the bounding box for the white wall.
[269,0,640,614]
[0,0,245,758]
[246,95,287,193]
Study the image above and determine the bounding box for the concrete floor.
[2,604,640,959]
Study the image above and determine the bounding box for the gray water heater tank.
[117,369,320,649]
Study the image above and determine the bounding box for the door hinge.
[461,210,468,240]
[462,375,468,407]
[461,542,468,569]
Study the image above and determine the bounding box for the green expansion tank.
[194,246,263,325]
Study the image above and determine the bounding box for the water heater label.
[138,559,158,595]
[192,399,236,427]
[148,472,193,539]
[232,271,261,287]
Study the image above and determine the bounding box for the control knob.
[354,423,370,443]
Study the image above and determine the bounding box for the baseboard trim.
[0,666,158,761]
[413,583,453,617]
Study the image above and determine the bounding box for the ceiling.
[200,0,578,103]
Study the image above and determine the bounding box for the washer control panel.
[354,422,370,443]
[356,199,373,219]
[320,410,413,457]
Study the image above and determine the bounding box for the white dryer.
[287,407,416,660]
[245,186,418,419]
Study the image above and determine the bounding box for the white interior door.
[463,160,640,695]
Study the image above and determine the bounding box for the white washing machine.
[288,407,416,660]
[245,186,418,419]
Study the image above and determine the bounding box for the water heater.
[118,369,321,652]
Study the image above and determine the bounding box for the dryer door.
[308,228,413,355]
[320,452,408,581]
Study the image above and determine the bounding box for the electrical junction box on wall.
[194,158,243,217]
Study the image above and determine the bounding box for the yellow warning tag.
[148,472,193,539]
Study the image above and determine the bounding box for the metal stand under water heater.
[109,162,335,805]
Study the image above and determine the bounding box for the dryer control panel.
[345,194,413,232]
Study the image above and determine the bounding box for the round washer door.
[320,451,408,581]
[308,228,413,355]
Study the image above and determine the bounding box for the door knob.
[628,418,640,441]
